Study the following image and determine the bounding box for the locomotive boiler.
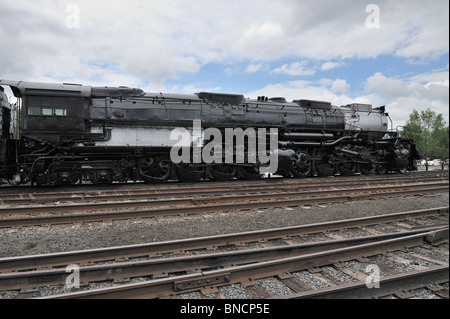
[0,79,420,186]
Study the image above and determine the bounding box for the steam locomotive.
[0,79,420,186]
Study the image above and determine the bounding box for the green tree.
[402,108,449,160]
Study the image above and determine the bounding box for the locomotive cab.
[5,81,90,146]
[0,80,91,184]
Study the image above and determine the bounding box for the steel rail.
[3,170,446,195]
[0,184,447,228]
[0,207,447,273]
[0,179,440,206]
[278,265,449,299]
[1,173,446,205]
[40,229,448,299]
[2,180,448,215]
[0,226,445,292]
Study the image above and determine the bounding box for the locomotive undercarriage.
[11,133,415,186]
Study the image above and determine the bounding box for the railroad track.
[0,171,447,206]
[0,180,447,228]
[0,207,448,299]
[281,265,448,299]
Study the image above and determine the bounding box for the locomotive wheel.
[338,162,357,176]
[360,163,375,175]
[398,167,407,174]
[51,163,81,185]
[174,163,205,183]
[291,151,312,178]
[376,164,389,175]
[315,160,336,177]
[238,165,263,180]
[209,164,238,181]
[137,157,172,183]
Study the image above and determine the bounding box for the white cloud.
[238,22,286,59]
[245,63,266,73]
[408,69,449,83]
[246,80,354,107]
[365,71,449,126]
[242,22,284,42]
[165,84,222,94]
[392,3,449,59]
[366,72,449,102]
[321,62,346,71]
[331,79,350,93]
[271,62,316,76]
[0,0,448,106]
[366,72,410,98]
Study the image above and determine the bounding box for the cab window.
[27,106,67,116]
[42,108,53,116]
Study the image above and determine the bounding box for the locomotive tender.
[0,79,420,186]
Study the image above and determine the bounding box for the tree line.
[400,108,449,160]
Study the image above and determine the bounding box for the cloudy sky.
[0,0,448,128]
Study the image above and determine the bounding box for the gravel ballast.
[0,192,448,258]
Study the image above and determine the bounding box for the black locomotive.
[0,79,420,186]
